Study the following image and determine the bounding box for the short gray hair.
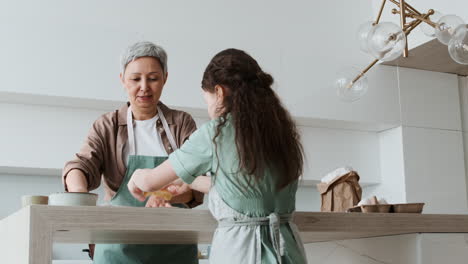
[120,41,168,76]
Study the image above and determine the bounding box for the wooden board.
[12,205,468,244]
[383,39,468,76]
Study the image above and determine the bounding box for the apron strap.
[218,212,292,264]
[157,106,178,151]
[268,213,285,264]
[127,105,136,155]
[127,105,179,156]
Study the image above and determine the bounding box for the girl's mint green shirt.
[169,117,297,217]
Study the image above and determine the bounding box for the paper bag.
[316,171,362,212]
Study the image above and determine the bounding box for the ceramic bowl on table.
[48,192,98,206]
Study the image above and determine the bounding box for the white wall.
[0,0,403,125]
[300,126,380,183]
[365,127,407,204]
[0,103,104,169]
[398,68,462,130]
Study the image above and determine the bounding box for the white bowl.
[48,192,98,206]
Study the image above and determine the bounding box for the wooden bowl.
[48,192,98,206]
[392,203,425,213]
[21,195,49,207]
[360,204,392,213]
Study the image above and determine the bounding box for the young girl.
[128,49,307,264]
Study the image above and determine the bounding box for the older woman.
[62,41,201,263]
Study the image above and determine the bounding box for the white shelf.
[0,91,398,132]
[0,166,61,177]
[293,117,397,132]
[383,38,468,77]
[300,179,379,188]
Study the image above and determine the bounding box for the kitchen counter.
[2,205,468,264]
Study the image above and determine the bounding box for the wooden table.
[2,205,468,264]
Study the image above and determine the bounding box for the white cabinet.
[402,126,467,214]
[399,68,462,130]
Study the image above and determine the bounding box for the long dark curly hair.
[201,48,304,190]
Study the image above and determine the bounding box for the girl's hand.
[166,179,191,196]
[127,161,182,202]
[128,177,146,201]
[128,168,153,201]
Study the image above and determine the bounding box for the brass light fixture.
[335,0,468,102]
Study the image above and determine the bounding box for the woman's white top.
[123,114,168,165]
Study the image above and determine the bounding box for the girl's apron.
[208,186,307,264]
[93,106,198,264]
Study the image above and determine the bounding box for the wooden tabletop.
[3,205,468,244]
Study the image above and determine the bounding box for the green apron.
[93,105,198,264]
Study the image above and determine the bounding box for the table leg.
[30,209,53,264]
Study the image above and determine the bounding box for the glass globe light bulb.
[448,24,468,65]
[334,67,369,102]
[420,11,443,37]
[435,14,465,45]
[367,22,407,61]
[450,23,468,42]
[357,21,375,53]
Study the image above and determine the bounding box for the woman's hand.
[65,169,88,192]
[145,195,172,208]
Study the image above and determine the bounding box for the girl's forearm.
[143,160,179,191]
[190,176,212,194]
[138,160,211,194]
